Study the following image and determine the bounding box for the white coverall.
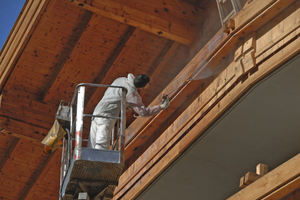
[87,73,161,150]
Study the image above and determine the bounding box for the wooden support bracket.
[240,32,256,73]
[240,163,268,188]
[242,50,256,73]
[223,19,235,34]
[257,163,269,176]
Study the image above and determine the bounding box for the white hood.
[127,73,136,89]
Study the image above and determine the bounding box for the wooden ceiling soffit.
[115,15,300,199]
[0,137,20,173]
[0,0,50,93]
[122,0,296,161]
[148,41,180,82]
[0,91,56,141]
[22,150,61,200]
[42,12,94,103]
[139,40,179,99]
[0,139,23,181]
[71,0,196,45]
[84,27,140,113]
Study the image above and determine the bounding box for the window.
[217,0,248,25]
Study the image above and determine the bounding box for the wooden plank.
[261,176,300,200]
[255,1,300,58]
[113,0,200,27]
[234,0,296,38]
[72,0,195,45]
[0,116,49,142]
[234,0,277,29]
[42,12,94,103]
[1,90,57,115]
[0,0,33,63]
[0,0,50,93]
[256,27,300,65]
[0,95,55,129]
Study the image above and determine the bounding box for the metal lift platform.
[61,148,124,200]
[58,83,127,200]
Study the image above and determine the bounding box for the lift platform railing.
[57,83,127,200]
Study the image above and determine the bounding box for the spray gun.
[162,93,169,104]
[161,78,192,102]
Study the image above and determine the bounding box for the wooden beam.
[0,91,56,141]
[0,137,20,173]
[22,149,61,200]
[0,139,22,177]
[0,0,50,93]
[42,12,94,103]
[0,116,48,143]
[71,0,196,45]
[234,0,276,29]
[233,0,296,37]
[0,91,57,129]
[261,176,300,200]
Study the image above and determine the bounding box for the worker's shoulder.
[112,77,127,85]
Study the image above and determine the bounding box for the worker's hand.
[160,96,170,110]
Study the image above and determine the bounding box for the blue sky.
[0,0,26,51]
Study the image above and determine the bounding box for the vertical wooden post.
[256,163,268,176]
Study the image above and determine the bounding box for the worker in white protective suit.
[87,73,170,150]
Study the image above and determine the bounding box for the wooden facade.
[0,0,299,199]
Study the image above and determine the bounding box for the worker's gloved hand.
[160,96,170,110]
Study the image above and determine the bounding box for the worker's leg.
[94,120,114,150]
[88,118,116,150]
[87,119,97,148]
[88,102,120,149]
